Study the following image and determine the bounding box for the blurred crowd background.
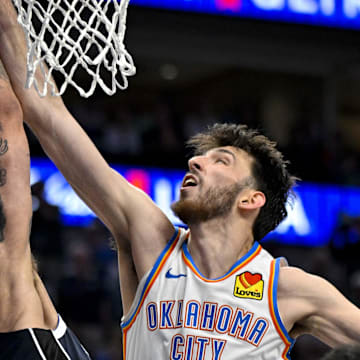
[26,4,360,360]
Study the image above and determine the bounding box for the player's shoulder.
[277,265,331,298]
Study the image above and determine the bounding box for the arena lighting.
[30,158,360,246]
[131,0,360,30]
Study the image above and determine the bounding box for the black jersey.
[0,315,91,360]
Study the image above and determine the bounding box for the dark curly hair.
[187,123,298,242]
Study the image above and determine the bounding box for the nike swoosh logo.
[165,268,187,279]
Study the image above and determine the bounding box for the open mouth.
[182,174,198,188]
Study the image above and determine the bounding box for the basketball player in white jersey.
[1,1,360,359]
[0,60,91,359]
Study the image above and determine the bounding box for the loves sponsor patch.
[233,272,264,300]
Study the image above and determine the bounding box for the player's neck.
[187,217,254,279]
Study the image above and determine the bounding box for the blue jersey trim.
[182,241,261,281]
[273,258,295,358]
[121,227,180,329]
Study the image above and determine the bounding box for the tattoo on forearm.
[0,139,9,155]
[0,196,6,242]
[0,169,7,187]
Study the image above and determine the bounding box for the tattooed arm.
[0,63,7,240]
[0,61,59,331]
[0,60,32,255]
[0,0,174,287]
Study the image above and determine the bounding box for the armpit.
[289,322,310,339]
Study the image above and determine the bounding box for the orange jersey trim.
[268,258,294,360]
[182,241,262,283]
[122,228,182,358]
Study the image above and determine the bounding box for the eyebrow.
[213,148,236,162]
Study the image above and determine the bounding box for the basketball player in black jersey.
[0,60,92,360]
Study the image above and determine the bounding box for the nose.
[188,155,205,172]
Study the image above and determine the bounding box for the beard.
[171,182,245,226]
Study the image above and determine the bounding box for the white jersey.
[121,227,294,360]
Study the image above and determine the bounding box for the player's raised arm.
[278,266,360,346]
[0,62,32,263]
[0,0,174,280]
[0,62,43,331]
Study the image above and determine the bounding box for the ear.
[238,191,266,211]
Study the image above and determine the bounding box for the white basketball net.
[12,0,136,97]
